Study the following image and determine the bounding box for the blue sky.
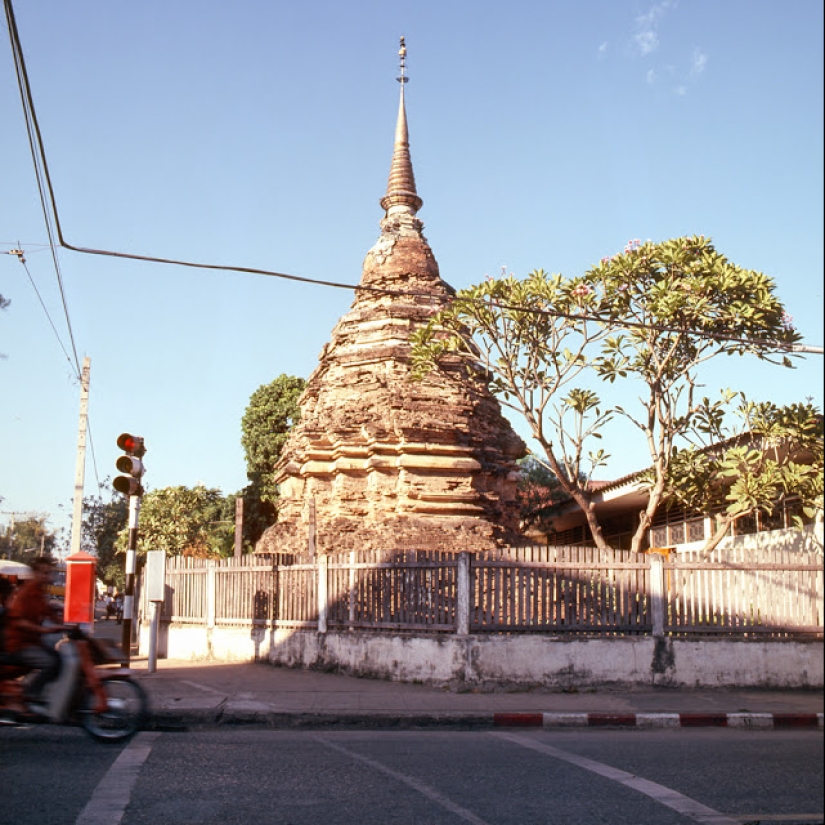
[1,1,822,544]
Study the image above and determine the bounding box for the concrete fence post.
[348,550,356,629]
[456,552,471,636]
[318,554,328,635]
[649,553,665,637]
[206,560,216,630]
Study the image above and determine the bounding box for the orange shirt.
[5,580,52,653]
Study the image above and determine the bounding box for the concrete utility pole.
[69,357,91,558]
[234,497,243,558]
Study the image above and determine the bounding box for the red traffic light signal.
[114,432,146,496]
[117,432,146,457]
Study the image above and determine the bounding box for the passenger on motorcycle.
[4,556,70,704]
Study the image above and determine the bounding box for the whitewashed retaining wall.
[139,624,823,689]
[137,523,823,689]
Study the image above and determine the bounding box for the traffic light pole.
[121,493,140,664]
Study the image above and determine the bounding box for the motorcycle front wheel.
[81,677,148,742]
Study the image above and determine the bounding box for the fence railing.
[144,540,824,639]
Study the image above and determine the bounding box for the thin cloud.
[690,47,708,77]
[598,41,608,56]
[634,30,659,56]
[632,0,676,56]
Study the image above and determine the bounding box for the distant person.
[4,556,69,704]
[0,577,16,655]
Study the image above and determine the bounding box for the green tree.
[412,236,802,553]
[0,515,57,561]
[516,456,577,535]
[241,374,305,504]
[117,485,234,558]
[412,266,614,546]
[81,481,129,587]
[239,374,305,548]
[652,400,823,553]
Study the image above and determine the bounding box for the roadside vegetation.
[412,235,822,553]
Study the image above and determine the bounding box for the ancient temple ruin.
[257,40,526,556]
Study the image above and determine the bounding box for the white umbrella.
[0,559,33,578]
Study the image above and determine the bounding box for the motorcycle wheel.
[81,678,148,742]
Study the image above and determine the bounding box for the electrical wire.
[3,0,822,357]
[4,0,82,379]
[17,255,74,367]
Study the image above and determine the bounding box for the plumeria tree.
[651,399,823,553]
[412,265,615,547]
[412,236,804,553]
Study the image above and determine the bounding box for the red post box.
[64,551,97,625]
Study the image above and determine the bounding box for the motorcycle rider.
[4,556,69,707]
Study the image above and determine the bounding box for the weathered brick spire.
[257,39,526,556]
[380,37,423,218]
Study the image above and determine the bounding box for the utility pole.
[69,357,91,558]
[234,497,244,558]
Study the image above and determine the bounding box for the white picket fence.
[141,533,823,639]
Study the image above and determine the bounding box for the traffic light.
[113,432,146,496]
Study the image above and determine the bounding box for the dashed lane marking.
[75,732,161,825]
[316,736,491,825]
[492,731,740,825]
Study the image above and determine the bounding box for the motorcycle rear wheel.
[81,678,148,742]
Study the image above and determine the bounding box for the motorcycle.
[0,625,148,741]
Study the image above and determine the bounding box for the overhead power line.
[4,0,82,379]
[15,253,74,367]
[3,0,822,358]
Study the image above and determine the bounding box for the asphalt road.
[1,727,822,825]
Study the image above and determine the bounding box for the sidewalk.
[91,616,824,732]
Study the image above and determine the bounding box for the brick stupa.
[257,40,526,555]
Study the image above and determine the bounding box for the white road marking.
[75,732,161,825]
[492,731,739,825]
[316,736,491,825]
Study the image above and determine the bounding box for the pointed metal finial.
[396,35,408,85]
[381,35,422,217]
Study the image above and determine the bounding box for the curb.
[494,712,825,729]
[144,709,825,731]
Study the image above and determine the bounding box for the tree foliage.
[516,456,575,534]
[80,481,129,587]
[0,515,57,562]
[239,374,305,547]
[651,400,823,553]
[117,485,234,559]
[241,374,305,505]
[412,236,805,553]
